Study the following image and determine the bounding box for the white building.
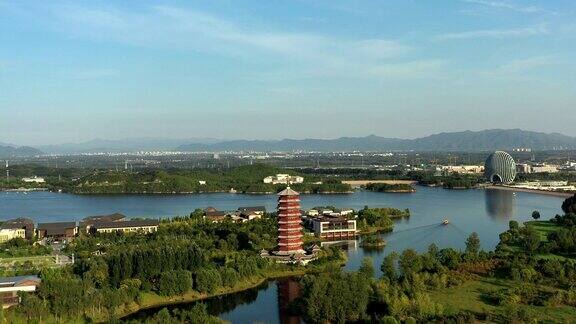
[238,206,266,221]
[307,209,320,216]
[0,276,41,308]
[530,164,559,173]
[437,165,484,174]
[516,163,532,174]
[340,209,354,216]
[21,176,45,183]
[263,174,304,184]
[0,228,25,243]
[512,181,576,192]
[89,220,159,234]
[311,216,357,240]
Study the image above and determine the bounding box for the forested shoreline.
[67,164,352,195]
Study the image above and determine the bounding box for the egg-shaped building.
[484,151,516,184]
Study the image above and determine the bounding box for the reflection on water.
[277,279,302,324]
[123,278,303,324]
[320,240,358,251]
[484,189,515,221]
[205,285,260,316]
[123,279,267,321]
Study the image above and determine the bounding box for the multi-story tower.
[276,187,304,255]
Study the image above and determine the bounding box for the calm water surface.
[0,187,565,323]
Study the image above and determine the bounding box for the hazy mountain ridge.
[0,145,44,158]
[36,137,223,154]
[4,129,575,155]
[177,129,576,152]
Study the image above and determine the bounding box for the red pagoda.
[276,187,305,256]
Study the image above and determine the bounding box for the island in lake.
[365,182,416,193]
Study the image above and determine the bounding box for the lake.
[0,187,565,323]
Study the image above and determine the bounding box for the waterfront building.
[36,222,77,241]
[484,151,516,184]
[511,181,576,192]
[80,213,126,233]
[21,176,45,183]
[311,216,357,240]
[516,163,531,174]
[263,174,304,185]
[276,187,305,256]
[530,163,559,173]
[238,206,266,220]
[204,207,227,223]
[0,226,26,243]
[437,165,484,174]
[0,218,34,240]
[89,219,159,234]
[0,275,41,308]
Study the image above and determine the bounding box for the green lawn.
[429,277,576,322]
[525,220,562,242]
[0,254,56,266]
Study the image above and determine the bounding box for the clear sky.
[1,0,575,145]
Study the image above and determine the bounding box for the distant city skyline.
[1,0,575,145]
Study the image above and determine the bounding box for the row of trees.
[408,171,482,189]
[365,183,415,193]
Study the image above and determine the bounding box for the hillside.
[177,129,576,152]
[0,145,43,158]
[37,137,222,154]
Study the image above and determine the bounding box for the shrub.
[158,270,192,296]
[195,268,222,293]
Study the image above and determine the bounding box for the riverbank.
[484,185,574,198]
[2,187,49,192]
[343,179,417,186]
[70,189,354,195]
[106,269,307,323]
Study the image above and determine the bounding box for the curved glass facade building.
[484,151,516,184]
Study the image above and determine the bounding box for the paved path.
[484,185,573,198]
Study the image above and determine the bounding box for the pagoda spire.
[275,186,304,255]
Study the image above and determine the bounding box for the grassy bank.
[429,277,576,322]
[525,220,561,241]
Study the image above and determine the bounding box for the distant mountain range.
[36,137,222,154]
[3,129,576,155]
[0,145,43,158]
[177,129,576,152]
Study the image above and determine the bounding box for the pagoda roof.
[277,186,300,196]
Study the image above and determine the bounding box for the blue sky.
[1,0,575,145]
